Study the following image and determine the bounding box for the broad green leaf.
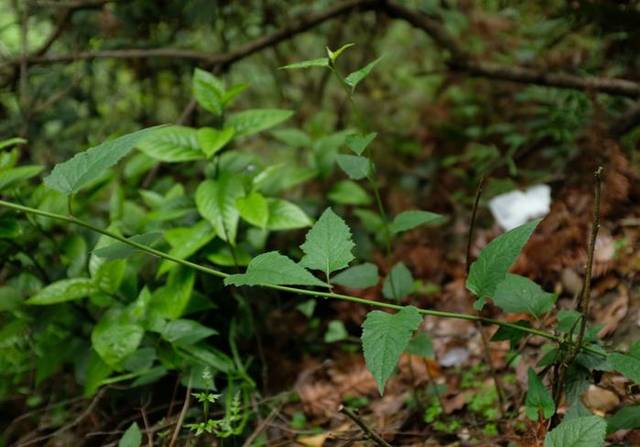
[390,210,445,234]
[26,278,96,305]
[236,191,269,229]
[544,415,606,447]
[195,175,244,244]
[525,368,555,420]
[345,57,382,90]
[206,242,251,267]
[150,267,195,320]
[326,43,354,63]
[221,83,248,107]
[336,154,371,180]
[608,341,640,385]
[362,306,422,394]
[266,198,312,230]
[0,286,21,311]
[227,109,293,137]
[192,68,225,115]
[197,127,235,158]
[92,315,144,367]
[382,262,414,300]
[157,221,215,276]
[328,180,371,205]
[491,320,531,349]
[178,344,233,373]
[405,331,433,358]
[93,232,163,260]
[60,233,87,277]
[0,165,43,191]
[557,309,582,333]
[607,405,640,434]
[118,422,142,447]
[136,126,204,162]
[345,132,376,155]
[300,208,355,278]
[161,319,217,346]
[83,349,112,397]
[271,128,312,148]
[44,127,161,194]
[324,320,348,343]
[225,251,325,287]
[331,263,378,289]
[92,258,126,294]
[466,219,541,309]
[0,217,20,238]
[280,58,329,69]
[492,274,556,317]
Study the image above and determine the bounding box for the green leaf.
[221,83,248,107]
[492,274,556,317]
[237,191,269,229]
[118,422,142,447]
[336,154,371,180]
[266,198,312,230]
[608,341,640,385]
[161,319,217,346]
[0,137,27,151]
[0,165,43,191]
[26,278,96,305]
[178,344,233,373]
[390,210,446,234]
[544,415,606,447]
[344,57,382,90]
[345,132,376,155]
[83,349,112,397]
[197,127,235,158]
[271,128,312,148]
[326,43,354,63]
[192,68,225,115]
[405,331,433,358]
[44,127,162,195]
[92,314,144,367]
[331,263,378,289]
[300,208,355,278]
[382,262,414,300]
[92,258,126,294]
[466,219,541,310]
[557,310,582,333]
[150,267,195,320]
[607,405,640,434]
[362,306,422,394]
[225,251,325,287]
[491,320,531,349]
[227,109,293,137]
[136,126,204,162]
[0,217,20,238]
[195,175,244,244]
[280,58,329,70]
[157,221,215,276]
[525,368,555,420]
[328,180,371,205]
[0,286,21,311]
[324,320,348,343]
[93,232,162,260]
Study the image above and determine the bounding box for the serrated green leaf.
[227,109,293,137]
[237,191,269,229]
[607,405,640,434]
[324,320,348,343]
[136,126,204,162]
[362,306,422,394]
[336,154,371,180]
[280,58,329,70]
[92,313,144,368]
[525,368,555,420]
[93,232,162,260]
[225,251,325,287]
[266,198,312,230]
[328,179,371,205]
[390,210,446,234]
[195,175,244,244]
[331,263,378,289]
[196,127,235,158]
[345,132,376,155]
[544,415,606,447]
[608,341,640,384]
[466,219,541,310]
[405,331,433,358]
[193,68,225,115]
[161,319,217,346]
[382,262,414,300]
[26,278,96,305]
[492,274,556,317]
[300,208,355,278]
[157,221,215,276]
[118,422,142,447]
[0,165,43,191]
[345,57,382,90]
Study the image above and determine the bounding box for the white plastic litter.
[488,184,551,231]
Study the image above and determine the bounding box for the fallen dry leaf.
[581,385,620,415]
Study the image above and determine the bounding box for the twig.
[465,174,486,274]
[168,381,191,447]
[241,405,280,447]
[339,405,392,447]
